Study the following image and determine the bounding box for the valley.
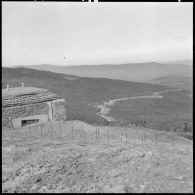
[95,88,183,122]
[2,67,193,138]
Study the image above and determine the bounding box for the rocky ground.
[2,120,193,193]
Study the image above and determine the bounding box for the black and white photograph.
[2,1,193,193]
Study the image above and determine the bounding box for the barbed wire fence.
[2,120,192,150]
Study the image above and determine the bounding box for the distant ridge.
[149,75,192,91]
[164,60,192,66]
[9,61,192,83]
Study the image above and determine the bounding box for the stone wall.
[52,99,66,121]
[2,102,49,129]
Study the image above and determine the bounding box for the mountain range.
[11,61,192,83]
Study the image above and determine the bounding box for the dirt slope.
[2,120,193,193]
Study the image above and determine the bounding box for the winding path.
[95,88,182,122]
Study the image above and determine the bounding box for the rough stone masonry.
[2,87,66,129]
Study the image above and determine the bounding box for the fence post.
[99,129,101,142]
[172,134,174,147]
[41,123,43,137]
[95,127,97,142]
[82,126,87,144]
[126,132,128,145]
[72,125,74,140]
[29,125,31,136]
[144,130,146,143]
[50,121,53,138]
[97,128,99,143]
[59,121,61,137]
[107,129,109,145]
[155,132,157,145]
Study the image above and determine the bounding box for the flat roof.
[2,87,48,98]
[2,87,60,108]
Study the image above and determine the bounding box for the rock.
[110,185,125,193]
[140,154,145,158]
[187,181,193,187]
[176,176,184,181]
[146,151,153,156]
[155,161,160,166]
[53,189,63,193]
[140,184,145,192]
[124,186,135,193]
[124,178,129,184]
[3,147,12,152]
[153,172,160,177]
[31,184,38,192]
[38,186,48,193]
[36,177,42,183]
[61,188,70,193]
[110,170,121,177]
[104,184,110,191]
[146,163,151,168]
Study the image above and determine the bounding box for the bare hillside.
[2,120,193,193]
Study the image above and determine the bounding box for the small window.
[21,119,39,127]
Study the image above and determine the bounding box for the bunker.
[2,87,66,129]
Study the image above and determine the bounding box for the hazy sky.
[2,2,193,66]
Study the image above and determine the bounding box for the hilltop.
[2,120,193,193]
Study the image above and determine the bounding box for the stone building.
[2,87,66,129]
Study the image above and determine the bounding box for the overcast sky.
[2,2,193,67]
